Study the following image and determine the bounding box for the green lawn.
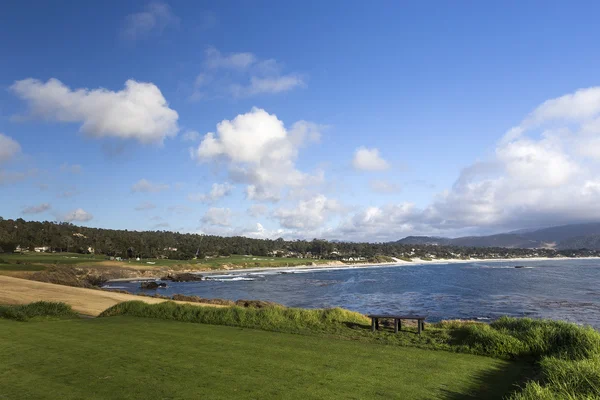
[0,252,324,271]
[0,316,529,400]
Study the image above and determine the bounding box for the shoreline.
[107,255,600,282]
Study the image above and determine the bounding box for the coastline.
[107,255,600,282]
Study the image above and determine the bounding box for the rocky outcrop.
[140,281,167,289]
[161,273,204,282]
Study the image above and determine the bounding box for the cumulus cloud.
[197,222,284,240]
[122,1,179,42]
[61,208,93,223]
[370,179,401,194]
[274,195,341,230]
[193,108,323,202]
[135,201,156,211]
[131,179,170,193]
[191,47,305,99]
[11,78,178,144]
[22,203,51,214]
[0,134,21,164]
[201,207,232,226]
[352,147,390,171]
[333,86,600,241]
[188,182,233,203]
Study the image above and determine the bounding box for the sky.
[2,1,600,242]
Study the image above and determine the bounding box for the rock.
[140,281,167,289]
[161,273,204,282]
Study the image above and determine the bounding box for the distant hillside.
[396,223,600,250]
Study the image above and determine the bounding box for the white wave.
[205,277,256,282]
[101,285,128,289]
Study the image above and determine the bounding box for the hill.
[396,223,600,249]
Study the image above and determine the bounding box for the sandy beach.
[106,255,600,281]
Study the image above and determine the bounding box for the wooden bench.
[367,314,427,334]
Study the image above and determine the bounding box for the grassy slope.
[0,316,528,400]
[0,252,327,272]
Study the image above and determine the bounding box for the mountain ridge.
[395,223,600,250]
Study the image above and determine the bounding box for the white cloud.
[204,47,256,70]
[332,85,600,241]
[201,207,232,226]
[135,201,157,211]
[188,182,233,203]
[352,147,390,171]
[60,163,82,174]
[0,134,21,164]
[61,208,93,223]
[248,204,268,217]
[131,179,170,193]
[122,1,179,42]
[181,130,200,142]
[11,78,179,144]
[191,47,305,99]
[22,203,51,214]
[193,108,323,202]
[231,75,305,97]
[370,179,401,194]
[274,195,341,230]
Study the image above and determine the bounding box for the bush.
[0,302,78,321]
[99,301,369,333]
[491,317,600,361]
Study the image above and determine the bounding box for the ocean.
[105,258,600,327]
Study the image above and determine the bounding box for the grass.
[0,316,528,400]
[100,302,600,399]
[0,252,328,272]
[4,300,600,398]
[0,301,79,321]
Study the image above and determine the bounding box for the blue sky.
[2,1,600,241]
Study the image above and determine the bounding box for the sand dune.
[0,275,222,316]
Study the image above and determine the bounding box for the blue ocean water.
[107,259,600,327]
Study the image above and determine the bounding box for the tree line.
[1,217,599,260]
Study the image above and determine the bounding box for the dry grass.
[0,275,223,316]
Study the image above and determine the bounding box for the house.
[34,246,49,253]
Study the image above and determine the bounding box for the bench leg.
[418,320,422,335]
[421,321,425,331]
[375,318,379,330]
[399,319,402,331]
[394,318,399,333]
[371,318,376,332]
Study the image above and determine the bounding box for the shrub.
[0,302,78,321]
[491,317,600,360]
[99,301,369,333]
